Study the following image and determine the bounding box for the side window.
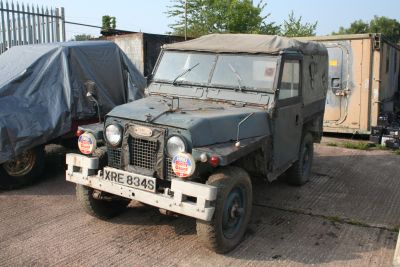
[279,60,300,100]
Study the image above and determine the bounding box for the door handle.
[295,115,299,125]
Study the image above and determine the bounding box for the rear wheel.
[196,166,252,254]
[76,184,127,220]
[286,132,314,186]
[0,146,45,190]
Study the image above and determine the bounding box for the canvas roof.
[163,34,327,55]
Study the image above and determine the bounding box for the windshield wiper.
[228,63,244,91]
[172,63,200,85]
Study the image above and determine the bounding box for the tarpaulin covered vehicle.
[0,41,146,189]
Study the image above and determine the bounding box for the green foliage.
[102,15,117,31]
[280,11,317,37]
[342,142,370,150]
[72,34,94,41]
[333,16,400,43]
[335,20,369,35]
[327,142,338,147]
[166,0,280,38]
[374,144,389,150]
[396,150,400,155]
[370,16,400,43]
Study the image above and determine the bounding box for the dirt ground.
[0,138,399,267]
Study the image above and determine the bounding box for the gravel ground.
[0,140,399,266]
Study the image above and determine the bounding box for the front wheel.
[196,166,252,254]
[76,185,127,220]
[0,146,45,190]
[286,132,314,186]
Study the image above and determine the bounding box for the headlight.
[167,136,186,157]
[105,124,122,146]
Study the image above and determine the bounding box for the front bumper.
[65,153,217,221]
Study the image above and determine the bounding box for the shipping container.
[104,33,186,77]
[300,34,400,134]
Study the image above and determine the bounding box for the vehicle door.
[272,55,303,172]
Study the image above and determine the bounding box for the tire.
[76,184,127,220]
[286,132,314,186]
[0,146,45,190]
[196,166,252,254]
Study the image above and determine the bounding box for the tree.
[102,15,117,31]
[72,34,94,41]
[334,20,369,35]
[166,0,279,38]
[280,11,317,37]
[333,16,400,43]
[370,16,400,43]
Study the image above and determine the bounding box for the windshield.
[153,51,278,92]
[211,55,277,91]
[154,52,215,85]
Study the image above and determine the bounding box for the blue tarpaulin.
[0,41,146,163]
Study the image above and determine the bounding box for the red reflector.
[75,129,84,137]
[209,155,220,167]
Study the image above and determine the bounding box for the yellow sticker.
[329,59,338,67]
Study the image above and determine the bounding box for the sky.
[23,0,400,40]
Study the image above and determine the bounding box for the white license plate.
[102,167,156,193]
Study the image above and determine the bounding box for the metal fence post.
[5,1,11,49]
[1,1,6,52]
[55,7,60,42]
[21,3,27,44]
[60,7,65,42]
[11,2,16,46]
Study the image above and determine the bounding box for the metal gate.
[0,1,65,54]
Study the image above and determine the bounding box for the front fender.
[192,135,269,166]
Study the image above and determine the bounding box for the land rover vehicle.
[66,34,328,253]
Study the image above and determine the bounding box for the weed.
[327,142,338,147]
[396,150,400,155]
[374,144,389,150]
[342,142,370,150]
[347,219,370,228]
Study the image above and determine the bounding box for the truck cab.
[66,34,328,253]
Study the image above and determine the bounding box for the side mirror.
[84,80,98,100]
[84,80,101,123]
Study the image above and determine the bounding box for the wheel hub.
[2,150,36,177]
[230,202,244,218]
[222,187,246,239]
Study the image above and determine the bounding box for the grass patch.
[327,142,338,147]
[374,144,389,150]
[396,150,400,155]
[342,142,370,150]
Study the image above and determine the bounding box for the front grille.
[106,124,179,180]
[107,146,121,169]
[166,157,177,180]
[128,137,158,170]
